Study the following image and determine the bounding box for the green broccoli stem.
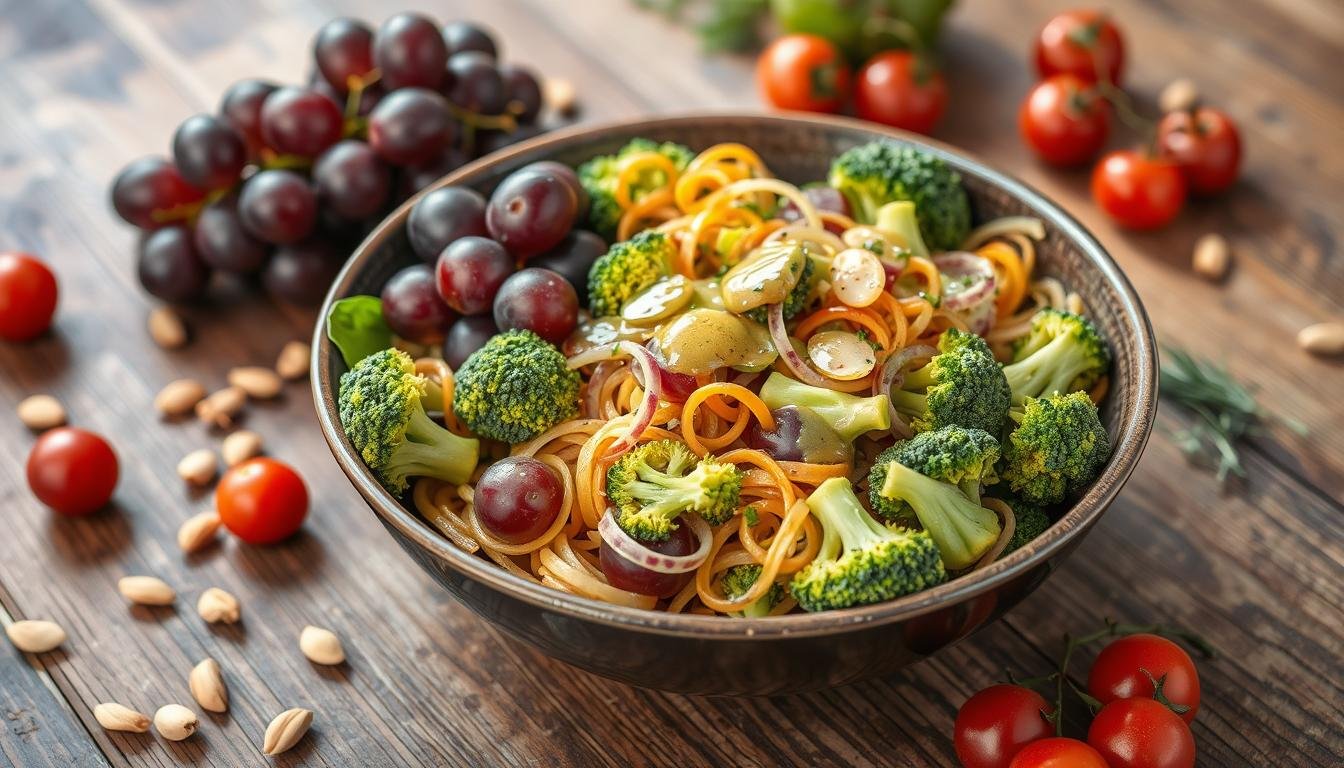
[397,406,480,485]
[738,595,774,618]
[625,470,707,520]
[874,201,930,259]
[805,477,893,559]
[880,462,1000,570]
[889,389,927,419]
[1003,335,1095,404]
[759,373,891,441]
[901,361,939,391]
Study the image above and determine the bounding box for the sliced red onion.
[875,344,936,440]
[933,251,996,312]
[768,301,830,387]
[584,360,620,417]
[568,341,661,460]
[598,508,711,575]
[635,342,698,403]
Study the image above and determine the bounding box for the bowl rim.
[312,111,1157,640]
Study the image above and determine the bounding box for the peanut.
[1159,78,1199,114]
[17,395,66,431]
[155,379,206,416]
[299,625,345,666]
[5,620,66,653]
[275,341,311,381]
[1298,322,1344,357]
[177,511,222,553]
[262,708,313,756]
[188,658,228,713]
[228,366,283,400]
[177,449,218,486]
[94,703,151,733]
[153,704,197,741]
[221,430,263,467]
[196,386,245,428]
[196,587,241,624]
[117,575,175,606]
[148,307,188,349]
[1192,233,1231,281]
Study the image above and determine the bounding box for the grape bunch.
[381,161,605,367]
[110,13,559,307]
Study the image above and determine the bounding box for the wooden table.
[1,0,1340,765]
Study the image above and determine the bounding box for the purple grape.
[110,157,204,230]
[367,87,454,166]
[530,230,605,306]
[493,268,577,344]
[445,51,505,115]
[238,169,317,245]
[442,314,498,369]
[435,235,513,315]
[194,196,268,273]
[260,87,344,158]
[171,114,246,191]
[600,525,695,598]
[314,17,375,93]
[373,13,447,90]
[499,64,542,123]
[780,186,851,234]
[381,263,456,344]
[264,239,342,306]
[525,161,587,217]
[441,21,498,59]
[219,79,278,157]
[138,226,210,302]
[407,186,488,262]
[485,167,578,258]
[313,140,392,221]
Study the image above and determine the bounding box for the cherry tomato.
[1087,698,1196,768]
[1019,74,1110,166]
[954,684,1055,768]
[216,457,309,544]
[1088,634,1200,723]
[1091,150,1186,229]
[1156,107,1242,195]
[854,51,947,135]
[26,427,118,516]
[1034,10,1124,85]
[1008,737,1109,768]
[0,253,59,342]
[756,34,850,113]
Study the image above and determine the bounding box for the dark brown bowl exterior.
[314,113,1156,695]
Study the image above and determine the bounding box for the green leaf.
[327,295,392,368]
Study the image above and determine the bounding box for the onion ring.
[568,341,662,459]
[875,343,936,440]
[767,302,830,387]
[598,508,712,574]
[932,252,996,312]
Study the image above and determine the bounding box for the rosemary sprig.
[1159,347,1306,482]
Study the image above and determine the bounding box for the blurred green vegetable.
[327,295,392,368]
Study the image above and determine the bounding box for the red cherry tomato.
[954,684,1055,768]
[854,51,948,135]
[26,427,118,516]
[756,34,850,113]
[1087,698,1196,768]
[0,253,59,342]
[1091,150,1186,229]
[1156,107,1242,195]
[216,457,309,544]
[1008,737,1109,768]
[1087,634,1201,723]
[1034,10,1125,85]
[1019,74,1110,166]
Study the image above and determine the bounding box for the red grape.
[486,167,578,258]
[171,114,246,191]
[780,185,851,234]
[442,21,498,59]
[367,87,455,166]
[530,230,604,305]
[475,457,562,544]
[381,264,455,344]
[408,186,489,262]
[264,239,341,306]
[0,253,59,342]
[443,314,498,368]
[492,267,577,344]
[435,236,513,315]
[110,157,204,230]
[374,13,447,90]
[314,17,375,93]
[444,51,506,115]
[401,146,469,198]
[600,524,695,598]
[526,161,587,217]
[219,79,278,157]
[239,170,317,244]
[743,406,811,463]
[313,140,392,221]
[260,87,344,158]
[138,226,210,302]
[194,196,268,273]
[500,64,542,123]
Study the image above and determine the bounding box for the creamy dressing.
[650,308,777,374]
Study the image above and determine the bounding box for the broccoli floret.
[1002,309,1110,404]
[586,230,677,318]
[868,425,1000,523]
[878,447,1002,570]
[606,440,743,541]
[828,141,971,251]
[1000,499,1050,554]
[758,372,891,441]
[790,478,946,612]
[721,564,785,618]
[452,330,580,444]
[577,138,695,240]
[338,348,480,494]
[743,254,816,323]
[1001,392,1110,506]
[889,328,1011,435]
[874,200,929,259]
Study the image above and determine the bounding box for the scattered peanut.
[177,449,218,486]
[188,658,228,713]
[196,386,246,428]
[16,394,66,431]
[299,625,346,666]
[1159,78,1199,114]
[221,430,263,467]
[1192,233,1231,281]
[5,620,66,653]
[196,587,241,624]
[153,704,198,741]
[94,702,151,733]
[228,366,283,400]
[1298,322,1344,357]
[117,575,176,606]
[262,708,314,756]
[544,77,577,116]
[155,379,206,416]
[177,511,222,553]
[275,341,311,381]
[147,307,189,349]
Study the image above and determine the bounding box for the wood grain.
[0,0,1340,766]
